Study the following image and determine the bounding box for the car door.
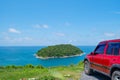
[91,44,106,72]
[102,42,120,74]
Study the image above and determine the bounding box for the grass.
[0,62,84,80]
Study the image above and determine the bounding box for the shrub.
[25,64,34,68]
[35,65,44,69]
[39,75,60,80]
[70,64,75,67]
[0,66,5,69]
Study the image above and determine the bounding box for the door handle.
[113,59,116,61]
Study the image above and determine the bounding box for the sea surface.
[0,46,95,67]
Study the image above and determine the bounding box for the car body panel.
[85,39,120,77]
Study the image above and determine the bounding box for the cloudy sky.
[0,0,120,46]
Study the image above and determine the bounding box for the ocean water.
[0,46,95,67]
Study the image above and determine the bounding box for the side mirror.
[91,52,98,55]
[94,52,99,55]
[90,52,94,55]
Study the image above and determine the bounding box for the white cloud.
[4,36,11,40]
[4,36,33,42]
[65,22,71,26]
[55,33,65,37]
[9,28,21,34]
[115,12,120,14]
[1,32,8,35]
[43,24,49,28]
[68,40,77,43]
[34,24,49,29]
[24,37,33,41]
[104,33,115,37]
[68,40,73,43]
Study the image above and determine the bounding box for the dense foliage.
[36,44,83,58]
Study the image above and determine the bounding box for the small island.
[36,44,83,59]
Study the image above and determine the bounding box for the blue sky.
[0,0,120,46]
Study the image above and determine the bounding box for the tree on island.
[36,44,83,58]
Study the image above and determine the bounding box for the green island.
[36,44,83,59]
[0,62,84,80]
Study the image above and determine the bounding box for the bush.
[25,64,34,68]
[0,66,5,69]
[78,61,84,66]
[17,65,24,68]
[39,75,60,80]
[35,65,44,69]
[70,64,75,67]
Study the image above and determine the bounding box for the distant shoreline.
[34,53,85,59]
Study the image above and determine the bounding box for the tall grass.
[0,62,84,80]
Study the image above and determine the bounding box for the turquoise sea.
[0,46,95,67]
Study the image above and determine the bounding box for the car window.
[94,44,106,54]
[107,42,120,55]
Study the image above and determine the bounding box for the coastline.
[34,53,85,60]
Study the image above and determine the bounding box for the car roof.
[99,39,120,44]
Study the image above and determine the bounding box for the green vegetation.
[36,44,83,58]
[0,62,84,80]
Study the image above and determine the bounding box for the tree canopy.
[36,44,83,58]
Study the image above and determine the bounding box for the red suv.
[84,39,120,80]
